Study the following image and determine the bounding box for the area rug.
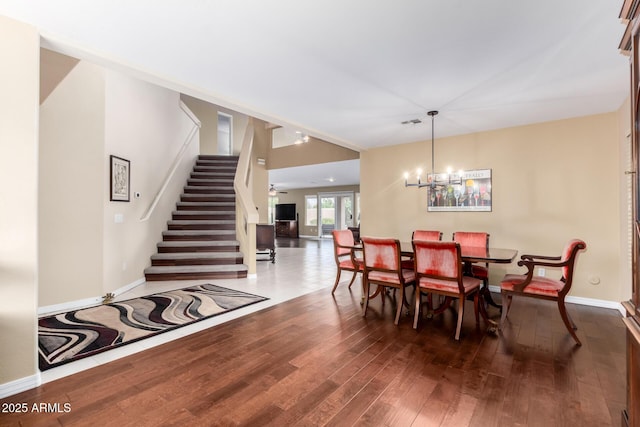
[38,283,268,370]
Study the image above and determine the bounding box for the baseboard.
[38,277,146,316]
[0,373,41,399]
[487,285,625,315]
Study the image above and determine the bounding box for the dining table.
[351,240,517,331]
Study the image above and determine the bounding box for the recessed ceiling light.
[401,118,422,125]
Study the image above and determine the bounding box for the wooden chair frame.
[331,229,362,295]
[413,240,481,340]
[500,239,587,345]
[361,237,415,325]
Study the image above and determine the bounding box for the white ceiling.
[269,159,360,192]
[0,0,629,189]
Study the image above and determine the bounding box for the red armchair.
[330,229,363,295]
[361,237,416,325]
[453,231,490,284]
[412,230,443,241]
[499,239,587,345]
[413,240,482,340]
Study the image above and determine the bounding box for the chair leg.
[331,269,343,295]
[473,292,480,330]
[413,287,422,329]
[347,271,358,289]
[454,297,465,340]
[394,286,404,325]
[499,292,512,329]
[362,279,370,317]
[557,297,582,346]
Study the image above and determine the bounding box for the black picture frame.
[110,155,130,202]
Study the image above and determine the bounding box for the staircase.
[144,155,248,281]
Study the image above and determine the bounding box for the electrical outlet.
[538,268,546,277]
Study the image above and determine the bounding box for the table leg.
[482,285,501,310]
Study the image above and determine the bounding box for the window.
[217,112,232,155]
[305,195,317,226]
[268,196,278,224]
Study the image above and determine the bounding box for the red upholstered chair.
[331,229,363,295]
[361,237,416,325]
[401,230,443,269]
[412,230,443,242]
[453,231,490,284]
[412,240,482,340]
[499,239,587,345]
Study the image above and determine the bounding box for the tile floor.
[41,237,346,383]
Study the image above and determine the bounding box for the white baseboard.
[38,277,146,316]
[487,285,625,315]
[0,373,41,399]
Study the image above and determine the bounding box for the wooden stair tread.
[146,155,244,281]
[158,240,239,248]
[171,210,234,216]
[151,252,241,260]
[144,265,248,274]
[163,230,235,235]
[184,185,234,191]
[168,220,236,225]
[176,202,235,207]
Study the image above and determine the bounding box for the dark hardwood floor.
[0,284,625,426]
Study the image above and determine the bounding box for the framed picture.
[110,155,130,202]
[427,169,492,212]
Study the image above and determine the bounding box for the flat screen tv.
[275,203,296,221]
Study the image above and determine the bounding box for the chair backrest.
[412,230,442,241]
[453,231,489,248]
[361,237,401,272]
[413,240,463,288]
[332,229,355,262]
[560,239,587,285]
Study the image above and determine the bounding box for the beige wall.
[251,119,271,223]
[267,135,359,170]
[39,60,106,305]
[181,95,248,156]
[181,95,217,155]
[618,96,633,302]
[361,112,624,302]
[0,16,39,386]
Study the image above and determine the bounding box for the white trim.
[0,373,41,399]
[488,285,625,315]
[38,278,145,316]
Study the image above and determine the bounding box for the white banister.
[140,100,201,221]
[234,120,258,274]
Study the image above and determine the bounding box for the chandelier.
[404,110,463,189]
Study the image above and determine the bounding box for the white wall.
[38,60,199,307]
[0,15,39,389]
[103,71,198,293]
[39,61,105,305]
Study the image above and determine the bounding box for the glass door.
[317,192,355,237]
[320,196,336,237]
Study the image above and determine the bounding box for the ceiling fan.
[268,184,288,196]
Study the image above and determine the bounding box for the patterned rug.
[38,283,268,370]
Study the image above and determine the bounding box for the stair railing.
[234,119,259,275]
[140,100,201,222]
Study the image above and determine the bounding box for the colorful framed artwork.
[427,169,492,212]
